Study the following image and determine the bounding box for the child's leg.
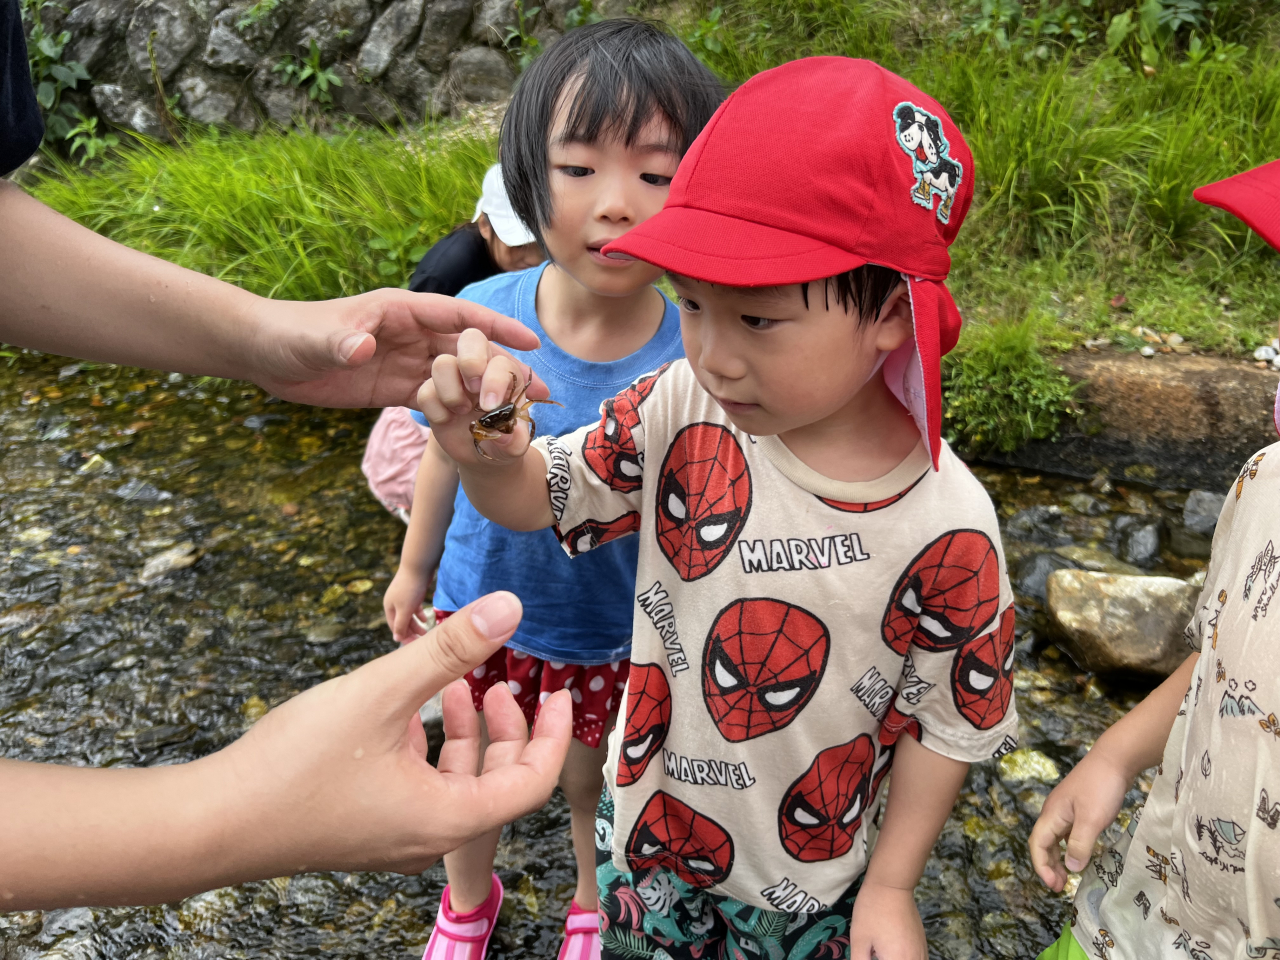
[442,712,504,911]
[557,713,616,909]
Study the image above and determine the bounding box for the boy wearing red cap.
[1028,162,1280,960]
[419,57,1018,959]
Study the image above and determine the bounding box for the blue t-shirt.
[421,262,684,664]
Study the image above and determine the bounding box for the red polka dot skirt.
[435,609,630,747]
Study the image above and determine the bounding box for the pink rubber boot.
[422,874,504,960]
[557,901,602,960]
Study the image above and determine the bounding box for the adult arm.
[0,183,544,408]
[1029,651,1199,890]
[385,441,461,642]
[0,591,572,910]
[849,736,970,960]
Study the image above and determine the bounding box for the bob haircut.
[499,18,724,249]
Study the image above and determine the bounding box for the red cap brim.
[1194,159,1280,253]
[603,206,867,286]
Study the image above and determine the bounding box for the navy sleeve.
[406,226,500,296]
[1,0,43,176]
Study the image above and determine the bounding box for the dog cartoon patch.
[893,102,963,224]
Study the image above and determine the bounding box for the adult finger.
[463,690,572,825]
[477,682,530,774]
[359,592,524,718]
[443,297,541,354]
[437,680,482,777]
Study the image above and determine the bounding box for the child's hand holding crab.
[417,327,561,531]
[418,328,559,465]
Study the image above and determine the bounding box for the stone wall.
[32,0,618,138]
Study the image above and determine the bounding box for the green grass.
[28,126,496,300]
[24,0,1280,453]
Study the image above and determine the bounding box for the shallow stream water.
[0,350,1208,959]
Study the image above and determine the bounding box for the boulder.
[176,70,255,127]
[1184,489,1227,536]
[448,45,514,103]
[471,0,517,45]
[203,9,258,71]
[295,0,373,61]
[126,0,205,83]
[356,0,425,79]
[1014,551,1079,603]
[1112,514,1163,567]
[222,0,292,47]
[1005,505,1071,546]
[66,0,133,73]
[415,0,473,71]
[384,57,437,120]
[985,352,1280,491]
[92,83,165,137]
[1046,570,1197,676]
[251,62,308,125]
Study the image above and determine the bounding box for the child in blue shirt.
[382,19,723,960]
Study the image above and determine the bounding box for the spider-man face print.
[953,604,1016,729]
[702,598,829,742]
[558,512,641,558]
[656,423,751,582]
[617,663,670,786]
[582,365,670,494]
[779,735,875,862]
[626,791,734,888]
[881,530,1001,656]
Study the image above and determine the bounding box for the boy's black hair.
[500,18,725,249]
[802,264,905,323]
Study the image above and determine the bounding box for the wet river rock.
[1046,570,1198,676]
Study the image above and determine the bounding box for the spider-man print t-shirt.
[529,359,1019,910]
[428,262,684,665]
[1071,445,1280,960]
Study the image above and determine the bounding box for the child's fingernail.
[1065,856,1084,872]
[469,591,522,640]
[467,377,482,394]
[480,390,500,410]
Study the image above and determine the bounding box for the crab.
[470,373,562,461]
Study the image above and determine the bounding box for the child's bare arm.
[385,442,460,642]
[416,328,556,532]
[849,736,969,960]
[1029,651,1199,890]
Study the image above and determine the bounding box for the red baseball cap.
[603,56,974,469]
[1194,159,1280,252]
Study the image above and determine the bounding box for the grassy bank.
[24,0,1280,452]
[29,127,495,300]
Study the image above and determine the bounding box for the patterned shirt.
[530,359,1019,910]
[1073,444,1280,960]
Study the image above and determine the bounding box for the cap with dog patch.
[602,56,975,470]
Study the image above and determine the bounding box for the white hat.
[473,164,536,248]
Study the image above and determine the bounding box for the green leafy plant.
[563,0,603,29]
[273,40,343,105]
[236,0,282,31]
[19,0,89,139]
[687,5,727,54]
[504,0,543,71]
[65,111,118,165]
[367,221,430,278]
[942,316,1079,455]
